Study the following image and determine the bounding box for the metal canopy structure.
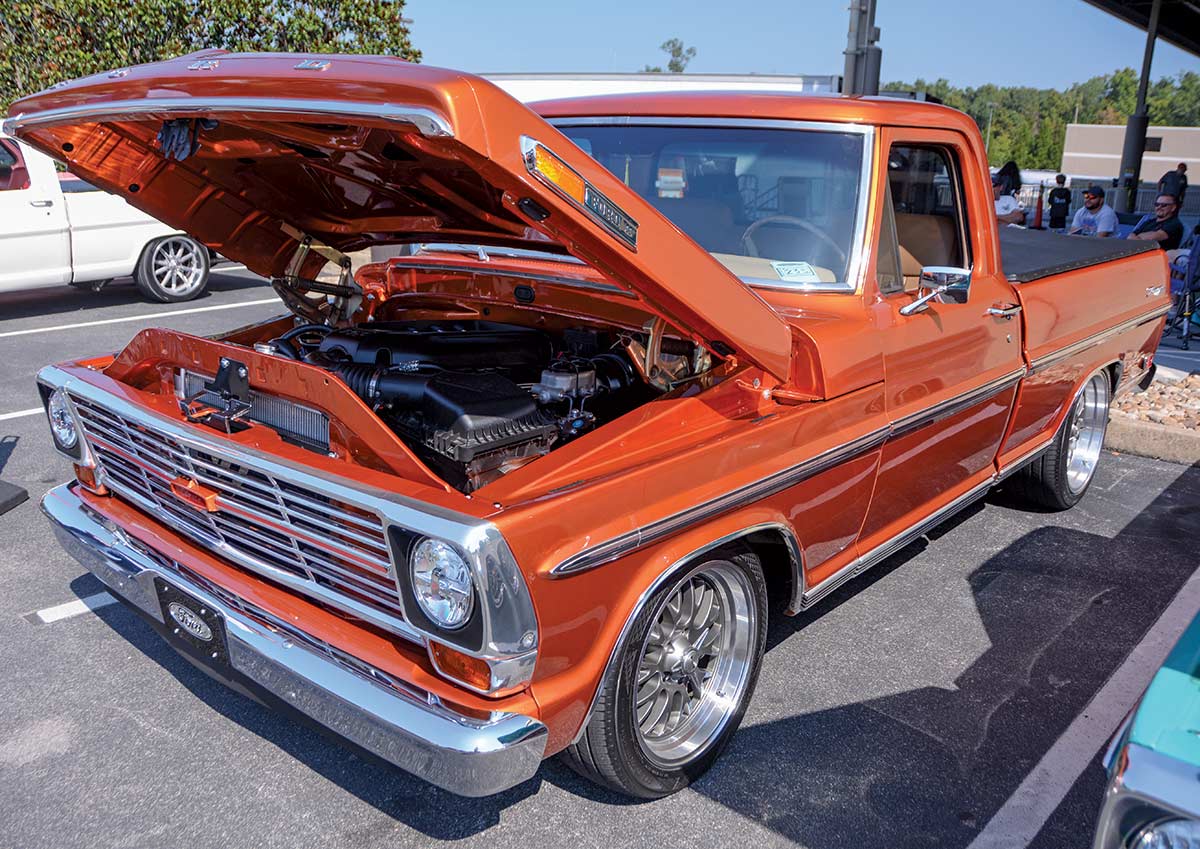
[1082,0,1200,58]
[1082,0,1200,212]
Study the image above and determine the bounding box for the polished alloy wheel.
[1065,373,1109,495]
[151,236,206,297]
[634,562,756,768]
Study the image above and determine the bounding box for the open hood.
[5,52,793,380]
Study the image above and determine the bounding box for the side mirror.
[899,266,972,316]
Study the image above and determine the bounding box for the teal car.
[1095,614,1200,849]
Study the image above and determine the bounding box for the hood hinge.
[272,224,363,326]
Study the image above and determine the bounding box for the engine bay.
[249,319,684,492]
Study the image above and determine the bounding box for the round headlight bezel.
[1134,817,1200,848]
[48,388,79,451]
[409,538,475,631]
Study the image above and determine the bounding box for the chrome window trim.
[549,116,875,294]
[36,365,537,666]
[3,97,453,138]
[1029,303,1170,373]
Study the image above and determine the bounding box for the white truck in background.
[0,134,211,302]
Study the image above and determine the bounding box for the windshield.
[556,123,867,288]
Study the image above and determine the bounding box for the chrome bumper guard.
[42,483,547,797]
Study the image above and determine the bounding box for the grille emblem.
[170,476,221,513]
[167,602,213,642]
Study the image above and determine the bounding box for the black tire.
[134,235,210,303]
[563,547,768,798]
[1013,371,1112,510]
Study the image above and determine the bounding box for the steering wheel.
[740,215,847,270]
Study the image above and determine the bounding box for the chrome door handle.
[29,199,53,208]
[986,303,1021,320]
[1146,285,1164,297]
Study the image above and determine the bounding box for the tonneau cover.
[999,227,1159,283]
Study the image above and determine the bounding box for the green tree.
[644,38,696,73]
[884,68,1200,169]
[0,0,420,112]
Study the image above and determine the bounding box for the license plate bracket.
[153,578,230,666]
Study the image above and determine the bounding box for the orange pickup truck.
[12,53,1170,799]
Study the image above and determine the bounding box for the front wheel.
[1015,371,1111,510]
[135,235,210,303]
[563,549,767,798]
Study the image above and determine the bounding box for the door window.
[0,141,28,192]
[885,145,970,291]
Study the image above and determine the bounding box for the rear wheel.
[563,549,767,798]
[135,235,210,303]
[1015,371,1111,510]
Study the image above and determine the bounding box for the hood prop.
[271,224,363,326]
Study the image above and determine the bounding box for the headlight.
[410,538,474,630]
[1135,819,1200,848]
[48,388,79,451]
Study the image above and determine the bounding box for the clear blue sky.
[406,0,1198,89]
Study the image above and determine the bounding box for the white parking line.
[967,565,1200,849]
[30,592,119,624]
[0,407,43,422]
[0,297,280,339]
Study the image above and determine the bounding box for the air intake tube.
[331,363,437,406]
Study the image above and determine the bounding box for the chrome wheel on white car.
[135,235,210,302]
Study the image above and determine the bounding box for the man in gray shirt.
[1069,186,1118,237]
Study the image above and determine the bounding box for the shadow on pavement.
[73,459,1200,842]
[0,269,267,323]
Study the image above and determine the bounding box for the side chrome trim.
[43,484,546,798]
[1029,304,1171,374]
[800,474,996,608]
[995,436,1056,482]
[3,97,453,138]
[552,367,1025,578]
[550,426,889,576]
[570,521,803,744]
[37,365,537,666]
[891,368,1025,438]
[549,116,875,295]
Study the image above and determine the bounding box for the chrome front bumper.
[42,483,548,797]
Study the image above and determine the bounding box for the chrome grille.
[70,394,411,632]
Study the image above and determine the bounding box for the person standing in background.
[1047,174,1072,231]
[1069,186,1118,237]
[1159,163,1188,204]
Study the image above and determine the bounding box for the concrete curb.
[1106,414,1200,466]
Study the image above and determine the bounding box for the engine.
[260,320,644,491]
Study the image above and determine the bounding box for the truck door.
[857,129,1024,553]
[0,139,71,292]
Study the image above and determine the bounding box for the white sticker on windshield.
[770,261,821,283]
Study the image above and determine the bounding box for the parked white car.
[0,134,210,301]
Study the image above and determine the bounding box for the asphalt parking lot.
[0,271,1198,849]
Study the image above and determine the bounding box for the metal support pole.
[843,0,881,96]
[1114,0,1161,213]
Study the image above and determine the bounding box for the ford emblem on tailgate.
[168,602,213,642]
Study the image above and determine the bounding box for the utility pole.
[843,0,881,96]
[1114,0,1162,213]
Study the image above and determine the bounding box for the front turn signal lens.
[73,464,106,494]
[428,641,492,693]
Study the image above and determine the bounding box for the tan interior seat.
[895,212,958,288]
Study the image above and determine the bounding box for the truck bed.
[999,227,1159,283]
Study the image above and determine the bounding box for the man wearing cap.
[993,174,1025,226]
[1129,194,1185,250]
[1069,186,1118,237]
